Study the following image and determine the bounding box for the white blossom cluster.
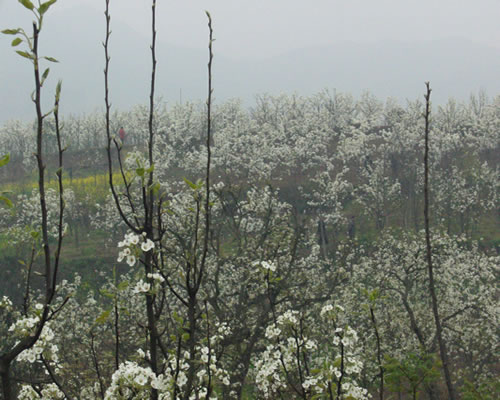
[0,295,13,310]
[17,383,64,400]
[117,231,155,266]
[16,324,59,365]
[197,345,231,386]
[105,344,231,400]
[132,273,165,295]
[254,260,277,273]
[8,309,60,366]
[8,313,41,337]
[254,308,368,399]
[105,361,176,400]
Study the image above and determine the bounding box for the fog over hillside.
[1,2,499,124]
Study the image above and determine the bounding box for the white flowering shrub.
[340,230,500,395]
[104,327,232,400]
[0,188,73,244]
[254,306,368,399]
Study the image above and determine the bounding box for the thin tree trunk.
[423,82,456,400]
[370,306,384,400]
[146,3,159,399]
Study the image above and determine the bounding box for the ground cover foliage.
[0,1,499,399]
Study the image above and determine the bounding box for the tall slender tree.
[0,1,64,398]
[423,82,456,400]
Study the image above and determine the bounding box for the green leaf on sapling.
[2,29,21,35]
[40,67,50,86]
[11,38,22,47]
[39,0,57,15]
[16,50,33,60]
[43,56,59,63]
[18,0,34,11]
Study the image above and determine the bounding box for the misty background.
[1,0,500,124]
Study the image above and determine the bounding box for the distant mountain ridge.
[1,4,499,124]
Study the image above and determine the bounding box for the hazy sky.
[1,0,499,123]
[1,0,499,59]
